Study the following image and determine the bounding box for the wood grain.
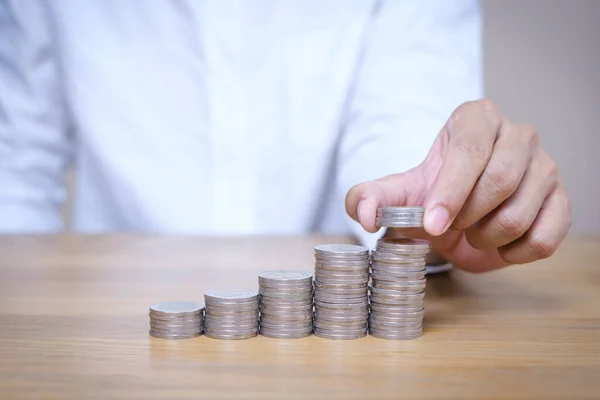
[0,235,598,399]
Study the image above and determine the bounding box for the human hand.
[345,99,571,272]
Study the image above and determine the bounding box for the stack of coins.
[258,270,314,339]
[149,301,205,340]
[376,206,425,228]
[204,289,259,340]
[313,244,370,340]
[369,237,431,340]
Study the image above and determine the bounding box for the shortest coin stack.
[149,301,205,340]
[258,270,314,339]
[369,237,431,340]
[204,289,259,340]
[376,206,425,228]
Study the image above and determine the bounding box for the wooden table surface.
[0,235,598,399]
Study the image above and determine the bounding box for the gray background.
[483,0,599,234]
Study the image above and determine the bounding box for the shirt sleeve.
[0,0,70,232]
[337,0,484,248]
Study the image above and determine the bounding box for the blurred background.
[57,0,599,235]
[483,0,599,235]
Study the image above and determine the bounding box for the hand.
[345,99,571,272]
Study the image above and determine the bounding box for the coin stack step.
[149,301,205,340]
[204,289,259,340]
[258,270,314,339]
[369,237,431,340]
[376,206,425,228]
[313,244,370,340]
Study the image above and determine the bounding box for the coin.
[314,327,367,340]
[203,288,259,340]
[369,327,423,340]
[148,301,205,340]
[258,269,314,339]
[259,330,313,339]
[368,237,431,340]
[149,330,200,340]
[149,301,204,317]
[205,289,258,302]
[204,331,258,340]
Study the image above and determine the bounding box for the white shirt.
[0,0,482,248]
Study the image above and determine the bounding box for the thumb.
[345,168,427,233]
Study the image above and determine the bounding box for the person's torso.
[51,0,379,234]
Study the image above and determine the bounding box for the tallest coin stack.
[370,206,432,340]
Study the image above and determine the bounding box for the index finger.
[424,100,501,236]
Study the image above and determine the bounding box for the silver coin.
[314,305,369,314]
[315,286,368,294]
[259,270,313,282]
[377,237,431,249]
[313,328,367,340]
[259,324,313,333]
[204,331,258,340]
[369,327,423,340]
[314,292,368,302]
[370,270,426,280]
[371,272,426,283]
[370,303,424,313]
[314,244,369,256]
[374,248,430,257]
[258,282,313,292]
[372,280,426,290]
[150,321,203,329]
[260,330,312,339]
[314,318,368,328]
[375,218,424,225]
[314,298,368,307]
[150,325,202,334]
[259,298,313,308]
[149,330,200,340]
[375,220,423,228]
[260,300,313,308]
[370,287,425,298]
[370,307,424,316]
[260,304,313,312]
[372,250,426,262]
[260,315,313,324]
[371,268,427,278]
[203,323,258,332]
[148,313,203,322]
[204,327,258,336]
[149,301,204,317]
[260,321,313,331]
[369,319,422,329]
[314,281,368,289]
[315,271,370,280]
[314,313,369,322]
[314,324,368,332]
[315,261,370,270]
[258,289,313,298]
[260,308,313,317]
[205,317,258,326]
[376,215,423,221]
[369,313,423,322]
[204,289,258,302]
[314,312,369,321]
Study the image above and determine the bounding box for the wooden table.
[0,235,598,399]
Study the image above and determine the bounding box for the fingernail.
[425,206,451,236]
